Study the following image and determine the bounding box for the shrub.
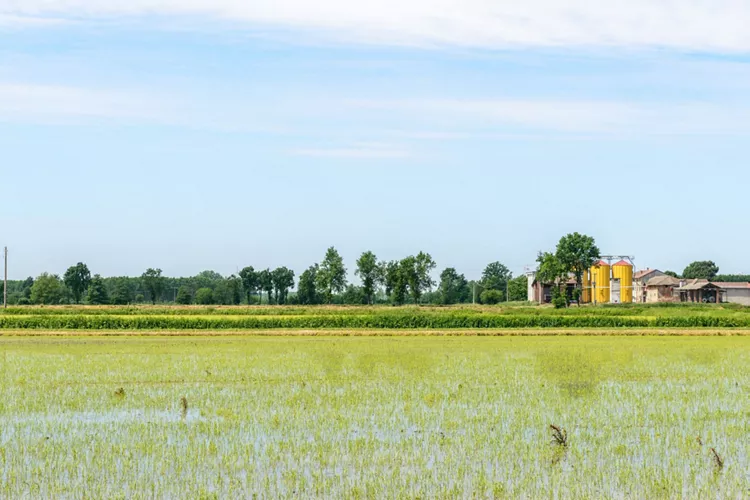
[195,288,214,305]
[480,289,504,305]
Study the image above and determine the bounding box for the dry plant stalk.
[550,425,568,447]
[710,448,724,469]
[180,397,188,418]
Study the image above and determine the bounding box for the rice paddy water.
[0,335,748,497]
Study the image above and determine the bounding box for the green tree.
[225,275,243,305]
[316,247,347,304]
[555,232,600,292]
[86,274,109,305]
[507,275,528,302]
[400,252,436,304]
[193,270,223,290]
[481,262,512,295]
[664,270,680,278]
[297,265,320,305]
[63,262,92,304]
[340,284,366,305]
[176,286,193,305]
[383,260,408,305]
[272,267,295,305]
[355,251,381,305]
[21,277,34,300]
[438,267,469,304]
[195,287,214,305]
[682,261,719,280]
[239,266,259,304]
[141,268,165,304]
[110,278,134,305]
[30,273,65,305]
[258,269,274,305]
[536,251,568,306]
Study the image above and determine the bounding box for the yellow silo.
[591,260,611,304]
[612,260,634,303]
[582,268,591,303]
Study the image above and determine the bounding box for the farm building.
[645,275,681,303]
[645,278,750,305]
[714,282,750,305]
[677,280,724,303]
[633,268,665,303]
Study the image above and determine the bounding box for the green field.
[5,303,750,330]
[1,336,748,497]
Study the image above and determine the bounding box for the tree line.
[2,247,529,306]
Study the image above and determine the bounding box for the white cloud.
[0,14,69,28]
[291,143,411,159]
[0,83,169,124]
[4,1,750,51]
[347,98,750,136]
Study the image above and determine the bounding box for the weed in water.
[710,448,724,469]
[550,425,568,447]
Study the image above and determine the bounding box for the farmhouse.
[634,268,666,303]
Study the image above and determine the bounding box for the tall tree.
[63,262,92,304]
[682,261,719,280]
[30,273,65,305]
[272,267,295,305]
[195,287,214,305]
[86,274,109,305]
[297,265,319,305]
[258,269,274,305]
[110,277,134,305]
[175,286,193,305]
[536,251,568,307]
[226,275,243,305]
[401,252,436,304]
[141,268,165,305]
[438,267,470,304]
[507,275,529,302]
[555,232,600,292]
[355,251,381,305]
[21,277,34,300]
[239,266,259,304]
[383,260,407,305]
[481,261,512,297]
[316,247,347,303]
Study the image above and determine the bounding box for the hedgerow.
[2,313,749,330]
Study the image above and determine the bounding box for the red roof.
[594,260,609,266]
[613,260,631,267]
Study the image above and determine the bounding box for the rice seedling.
[0,335,747,497]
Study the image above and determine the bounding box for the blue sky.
[2,2,750,280]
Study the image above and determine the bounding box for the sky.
[2,1,750,281]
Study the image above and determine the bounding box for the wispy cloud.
[4,1,750,51]
[347,98,750,137]
[0,14,70,28]
[291,143,411,159]
[0,82,169,124]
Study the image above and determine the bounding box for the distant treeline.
[1,247,528,306]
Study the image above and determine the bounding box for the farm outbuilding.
[677,280,724,304]
[645,275,681,303]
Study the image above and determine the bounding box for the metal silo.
[582,268,591,303]
[612,260,634,303]
[591,260,611,304]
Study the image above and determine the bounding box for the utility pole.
[3,247,7,309]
